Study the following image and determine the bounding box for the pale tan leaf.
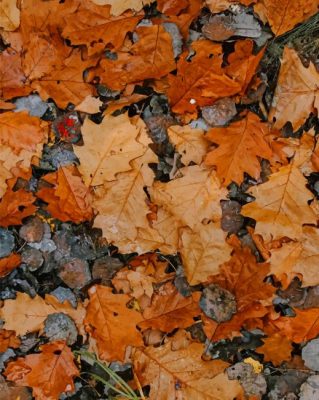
[0,0,20,31]
[89,0,151,16]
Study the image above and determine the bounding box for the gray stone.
[22,247,43,271]
[227,362,267,398]
[19,217,44,243]
[44,313,78,345]
[302,339,319,371]
[14,95,48,117]
[51,287,77,308]
[200,284,236,323]
[299,375,319,400]
[59,258,91,289]
[0,229,15,258]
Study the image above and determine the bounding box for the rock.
[302,339,319,371]
[299,375,319,400]
[0,375,32,400]
[92,256,123,285]
[201,98,237,126]
[59,258,91,289]
[40,143,78,171]
[200,284,236,323]
[14,94,48,117]
[51,287,77,308]
[0,229,15,258]
[227,362,267,398]
[163,22,182,58]
[52,112,82,143]
[19,217,44,243]
[44,313,78,345]
[0,348,15,371]
[21,247,43,271]
[221,200,244,233]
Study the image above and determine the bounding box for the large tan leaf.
[90,0,151,15]
[132,339,244,400]
[0,49,26,99]
[84,285,144,361]
[270,226,319,287]
[167,125,210,165]
[0,0,20,31]
[75,114,146,186]
[4,341,79,400]
[205,112,272,186]
[179,223,232,285]
[269,47,319,131]
[151,165,227,230]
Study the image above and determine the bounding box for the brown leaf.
[205,112,272,186]
[84,285,144,361]
[0,49,27,100]
[36,166,93,224]
[0,0,20,31]
[268,47,319,131]
[256,333,293,366]
[0,187,36,227]
[157,0,189,15]
[4,341,79,400]
[0,254,21,278]
[0,329,20,353]
[90,0,151,16]
[133,338,244,400]
[139,282,201,332]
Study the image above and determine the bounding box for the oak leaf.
[167,125,210,165]
[75,113,146,186]
[0,0,20,31]
[0,292,85,336]
[0,253,21,278]
[0,49,27,100]
[132,339,244,400]
[166,40,241,115]
[151,165,227,230]
[112,267,155,301]
[269,226,319,287]
[255,333,293,366]
[75,95,103,114]
[179,223,232,285]
[91,0,151,16]
[36,166,93,224]
[97,25,176,91]
[254,0,318,36]
[4,341,79,400]
[139,282,201,332]
[268,47,319,131]
[272,308,319,343]
[205,112,273,186]
[157,0,189,15]
[241,163,317,240]
[84,285,144,361]
[0,329,20,352]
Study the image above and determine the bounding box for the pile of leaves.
[0,0,319,399]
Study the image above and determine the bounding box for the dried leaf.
[0,253,21,278]
[0,187,36,227]
[91,0,151,16]
[256,333,293,366]
[0,329,20,352]
[0,0,20,31]
[205,112,272,186]
[4,341,79,400]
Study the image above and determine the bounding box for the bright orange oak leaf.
[0,292,85,336]
[255,333,293,366]
[91,0,151,16]
[0,329,20,353]
[269,226,319,287]
[31,50,94,109]
[84,285,144,362]
[0,254,21,278]
[254,0,319,36]
[74,113,146,186]
[36,165,93,224]
[157,0,189,15]
[0,187,36,227]
[226,40,264,95]
[268,47,319,131]
[166,40,241,115]
[167,0,203,38]
[205,112,272,186]
[97,25,176,91]
[4,341,79,400]
[62,2,141,56]
[0,0,20,31]
[241,163,317,241]
[179,223,232,285]
[0,111,46,155]
[132,339,245,400]
[139,282,201,332]
[272,308,319,343]
[150,165,227,231]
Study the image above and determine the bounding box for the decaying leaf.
[0,0,20,31]
[256,333,293,366]
[0,329,20,352]
[0,253,21,278]
[90,0,151,16]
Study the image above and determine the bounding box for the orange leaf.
[4,341,79,400]
[0,48,27,100]
[205,112,273,186]
[37,165,93,224]
[0,254,21,278]
[0,329,20,353]
[0,187,36,227]
[255,333,293,366]
[84,285,144,361]
[157,0,189,15]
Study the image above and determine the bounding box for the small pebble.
[51,287,77,308]
[0,229,15,258]
[19,217,44,243]
[44,313,78,345]
[22,248,43,271]
[59,258,91,289]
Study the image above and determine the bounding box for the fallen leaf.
[91,0,151,16]
[179,222,232,285]
[4,341,79,400]
[0,49,26,100]
[255,333,293,366]
[0,329,21,352]
[241,163,317,240]
[157,0,189,15]
[0,0,20,31]
[268,47,319,131]
[0,253,21,278]
[139,282,201,332]
[133,339,244,400]
[36,166,93,224]
[75,95,103,114]
[84,285,144,361]
[205,112,272,186]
